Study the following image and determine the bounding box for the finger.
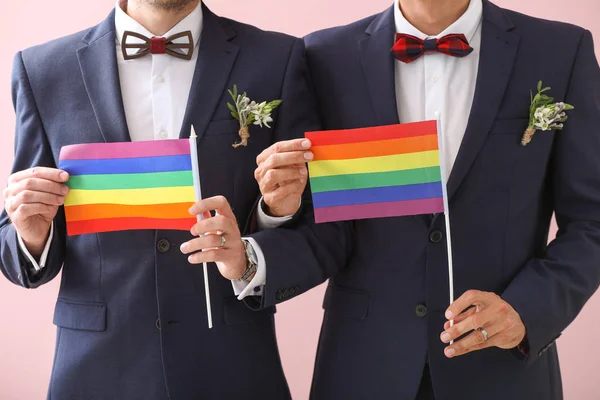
[190,214,235,237]
[187,249,227,264]
[258,152,313,180]
[260,167,308,194]
[441,307,498,343]
[255,163,305,185]
[188,211,211,220]
[9,168,69,185]
[7,178,69,198]
[12,203,57,221]
[256,139,312,166]
[180,234,224,254]
[446,290,492,320]
[9,190,65,212]
[445,330,499,358]
[189,196,236,221]
[264,180,306,206]
[444,307,477,330]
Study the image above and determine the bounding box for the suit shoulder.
[221,16,299,50]
[20,27,92,65]
[304,12,378,51]
[504,7,588,40]
[16,27,93,88]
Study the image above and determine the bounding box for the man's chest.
[394,50,480,176]
[117,54,197,141]
[311,39,562,196]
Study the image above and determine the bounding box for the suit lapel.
[179,5,239,139]
[359,7,399,127]
[77,10,130,144]
[446,1,520,200]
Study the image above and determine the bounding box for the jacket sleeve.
[0,52,66,289]
[502,30,600,364]
[250,202,354,309]
[247,38,354,308]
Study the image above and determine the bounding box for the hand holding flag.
[255,138,313,217]
[180,196,248,281]
[440,290,527,358]
[2,167,70,257]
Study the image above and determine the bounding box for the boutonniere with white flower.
[227,85,282,148]
[521,81,574,146]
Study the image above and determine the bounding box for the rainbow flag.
[58,140,196,236]
[306,121,445,223]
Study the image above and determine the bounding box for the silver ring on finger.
[477,327,489,341]
[219,235,227,249]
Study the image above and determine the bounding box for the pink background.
[0,1,598,399]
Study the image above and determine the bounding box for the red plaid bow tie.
[391,33,473,63]
[121,30,194,61]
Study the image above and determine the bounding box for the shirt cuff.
[256,197,298,230]
[17,222,54,273]
[231,237,266,300]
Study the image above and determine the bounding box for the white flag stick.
[189,125,213,329]
[435,113,455,336]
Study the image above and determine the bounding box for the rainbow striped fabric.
[306,121,444,223]
[58,140,196,236]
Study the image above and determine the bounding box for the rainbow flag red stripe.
[306,121,444,223]
[58,140,196,236]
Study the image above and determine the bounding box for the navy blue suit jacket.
[0,5,319,400]
[252,1,600,399]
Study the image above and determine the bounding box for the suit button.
[156,319,161,330]
[429,230,443,243]
[157,239,170,253]
[415,304,427,318]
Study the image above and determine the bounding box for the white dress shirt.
[240,0,483,296]
[394,0,482,182]
[18,1,284,298]
[115,1,200,142]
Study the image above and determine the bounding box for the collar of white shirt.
[114,0,203,50]
[393,0,483,42]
